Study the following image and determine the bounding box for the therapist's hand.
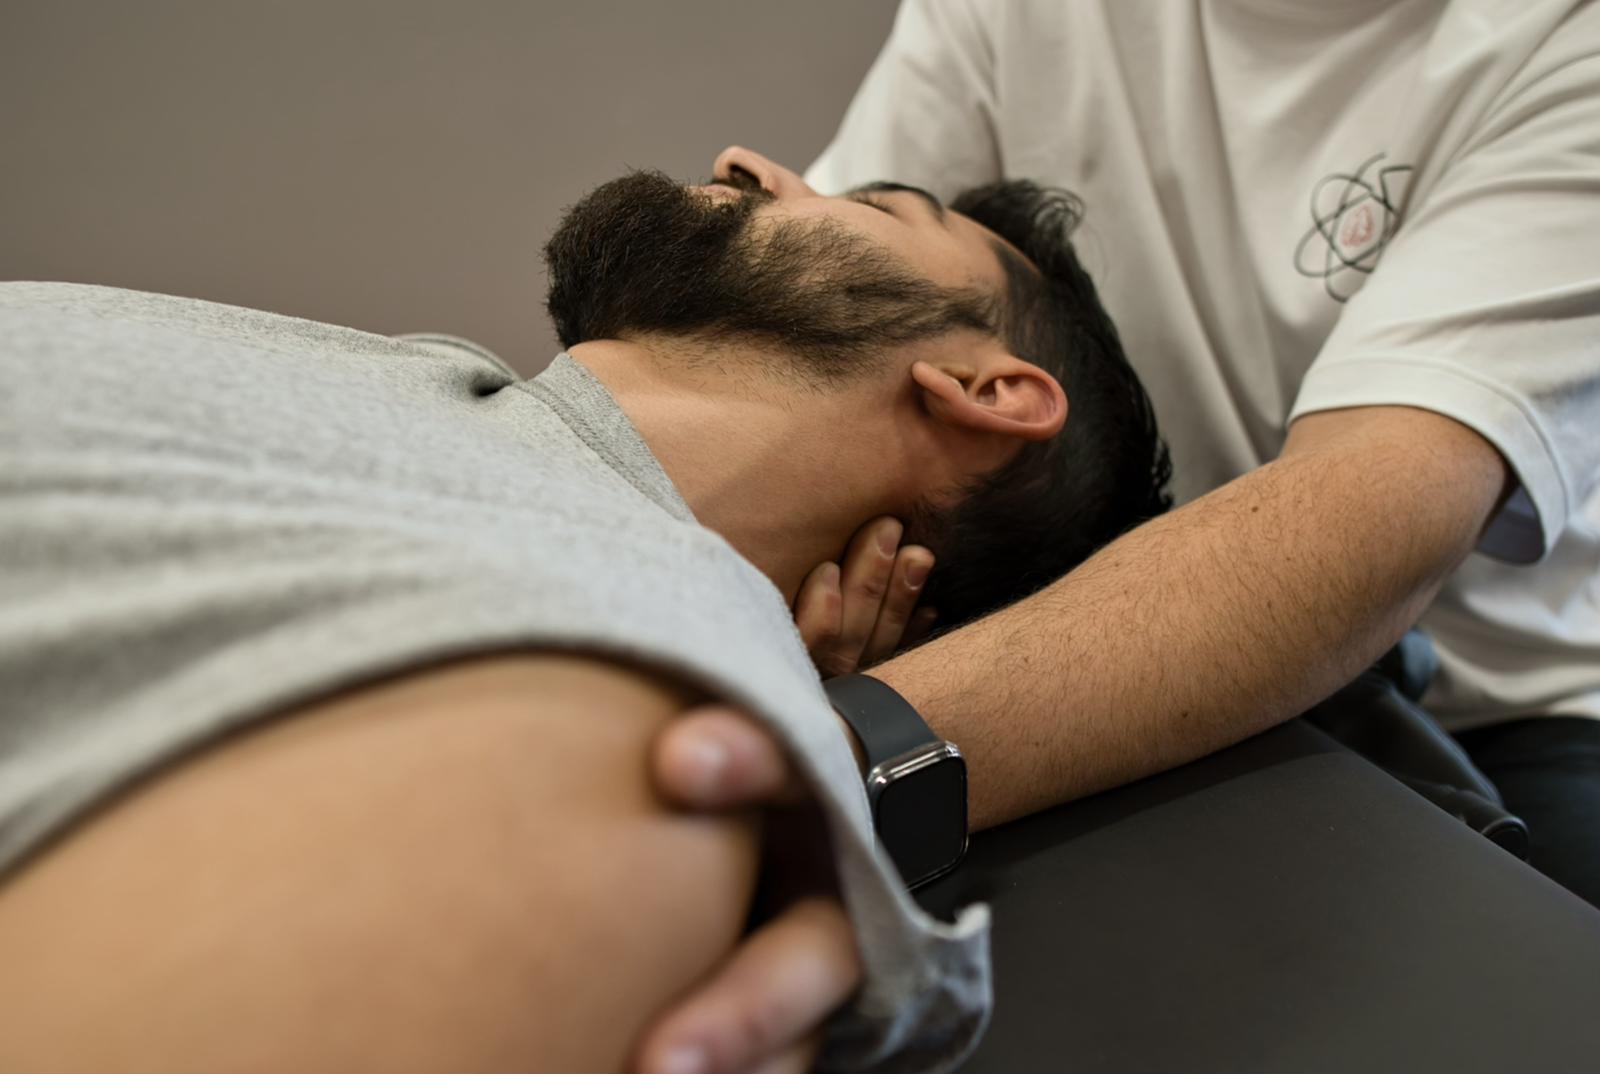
[794,517,937,677]
[639,706,861,1074]
[636,519,936,1072]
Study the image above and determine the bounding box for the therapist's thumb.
[652,705,806,809]
[632,896,860,1074]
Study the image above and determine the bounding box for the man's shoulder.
[0,282,511,377]
[0,281,344,346]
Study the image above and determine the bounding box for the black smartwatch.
[823,673,968,889]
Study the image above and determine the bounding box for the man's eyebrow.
[846,181,948,224]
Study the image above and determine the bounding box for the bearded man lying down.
[0,146,1169,1073]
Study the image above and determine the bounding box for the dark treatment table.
[917,719,1600,1074]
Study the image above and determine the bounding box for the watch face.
[874,751,968,888]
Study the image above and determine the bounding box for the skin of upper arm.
[0,653,762,1072]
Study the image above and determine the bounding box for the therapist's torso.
[808,0,1600,728]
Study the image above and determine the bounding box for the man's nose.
[712,146,816,200]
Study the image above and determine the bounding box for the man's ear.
[911,357,1067,442]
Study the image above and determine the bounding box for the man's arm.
[639,404,1510,1072]
[658,407,1510,827]
[0,653,780,1073]
[879,403,1509,829]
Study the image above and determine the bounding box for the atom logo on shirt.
[1293,152,1414,302]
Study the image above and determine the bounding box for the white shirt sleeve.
[1289,15,1600,563]
[804,0,1003,197]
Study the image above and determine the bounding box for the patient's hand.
[794,516,937,676]
[638,706,861,1074]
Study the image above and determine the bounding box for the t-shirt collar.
[522,352,698,524]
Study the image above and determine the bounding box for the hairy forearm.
[873,407,1509,831]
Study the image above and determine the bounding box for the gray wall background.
[0,1,897,374]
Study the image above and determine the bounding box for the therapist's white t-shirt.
[808,0,1600,730]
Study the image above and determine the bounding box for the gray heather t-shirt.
[0,282,988,1072]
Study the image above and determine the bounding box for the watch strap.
[823,673,939,769]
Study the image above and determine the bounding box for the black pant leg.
[1456,716,1600,909]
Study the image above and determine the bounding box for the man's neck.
[567,338,908,603]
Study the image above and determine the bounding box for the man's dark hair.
[906,180,1173,630]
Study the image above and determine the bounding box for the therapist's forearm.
[872,406,1509,831]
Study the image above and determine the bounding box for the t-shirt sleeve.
[805,0,1003,197]
[1288,20,1600,564]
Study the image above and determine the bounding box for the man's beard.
[543,170,994,383]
